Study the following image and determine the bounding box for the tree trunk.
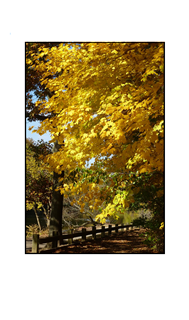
[49,140,64,237]
[41,203,51,228]
[33,205,42,231]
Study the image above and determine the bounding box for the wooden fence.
[31,223,138,253]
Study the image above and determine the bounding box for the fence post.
[101,226,105,238]
[92,226,96,240]
[108,225,112,236]
[32,234,39,253]
[82,228,86,241]
[115,224,118,233]
[68,229,73,245]
[57,234,62,247]
[52,231,58,248]
[121,223,124,232]
[58,232,63,246]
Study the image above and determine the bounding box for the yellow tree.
[26,139,53,230]
[27,42,164,226]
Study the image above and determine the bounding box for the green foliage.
[132,212,164,253]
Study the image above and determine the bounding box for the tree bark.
[49,140,64,237]
[33,205,42,231]
[41,203,50,228]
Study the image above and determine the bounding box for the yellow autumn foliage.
[27,42,164,222]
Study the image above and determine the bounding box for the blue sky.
[26,91,51,142]
[26,119,51,142]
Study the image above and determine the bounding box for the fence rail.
[31,223,139,253]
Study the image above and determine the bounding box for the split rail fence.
[31,223,139,253]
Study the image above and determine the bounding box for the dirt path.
[38,228,158,254]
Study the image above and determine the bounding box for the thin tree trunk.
[33,205,42,231]
[41,203,50,228]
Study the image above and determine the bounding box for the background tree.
[26,138,53,230]
[26,42,69,237]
